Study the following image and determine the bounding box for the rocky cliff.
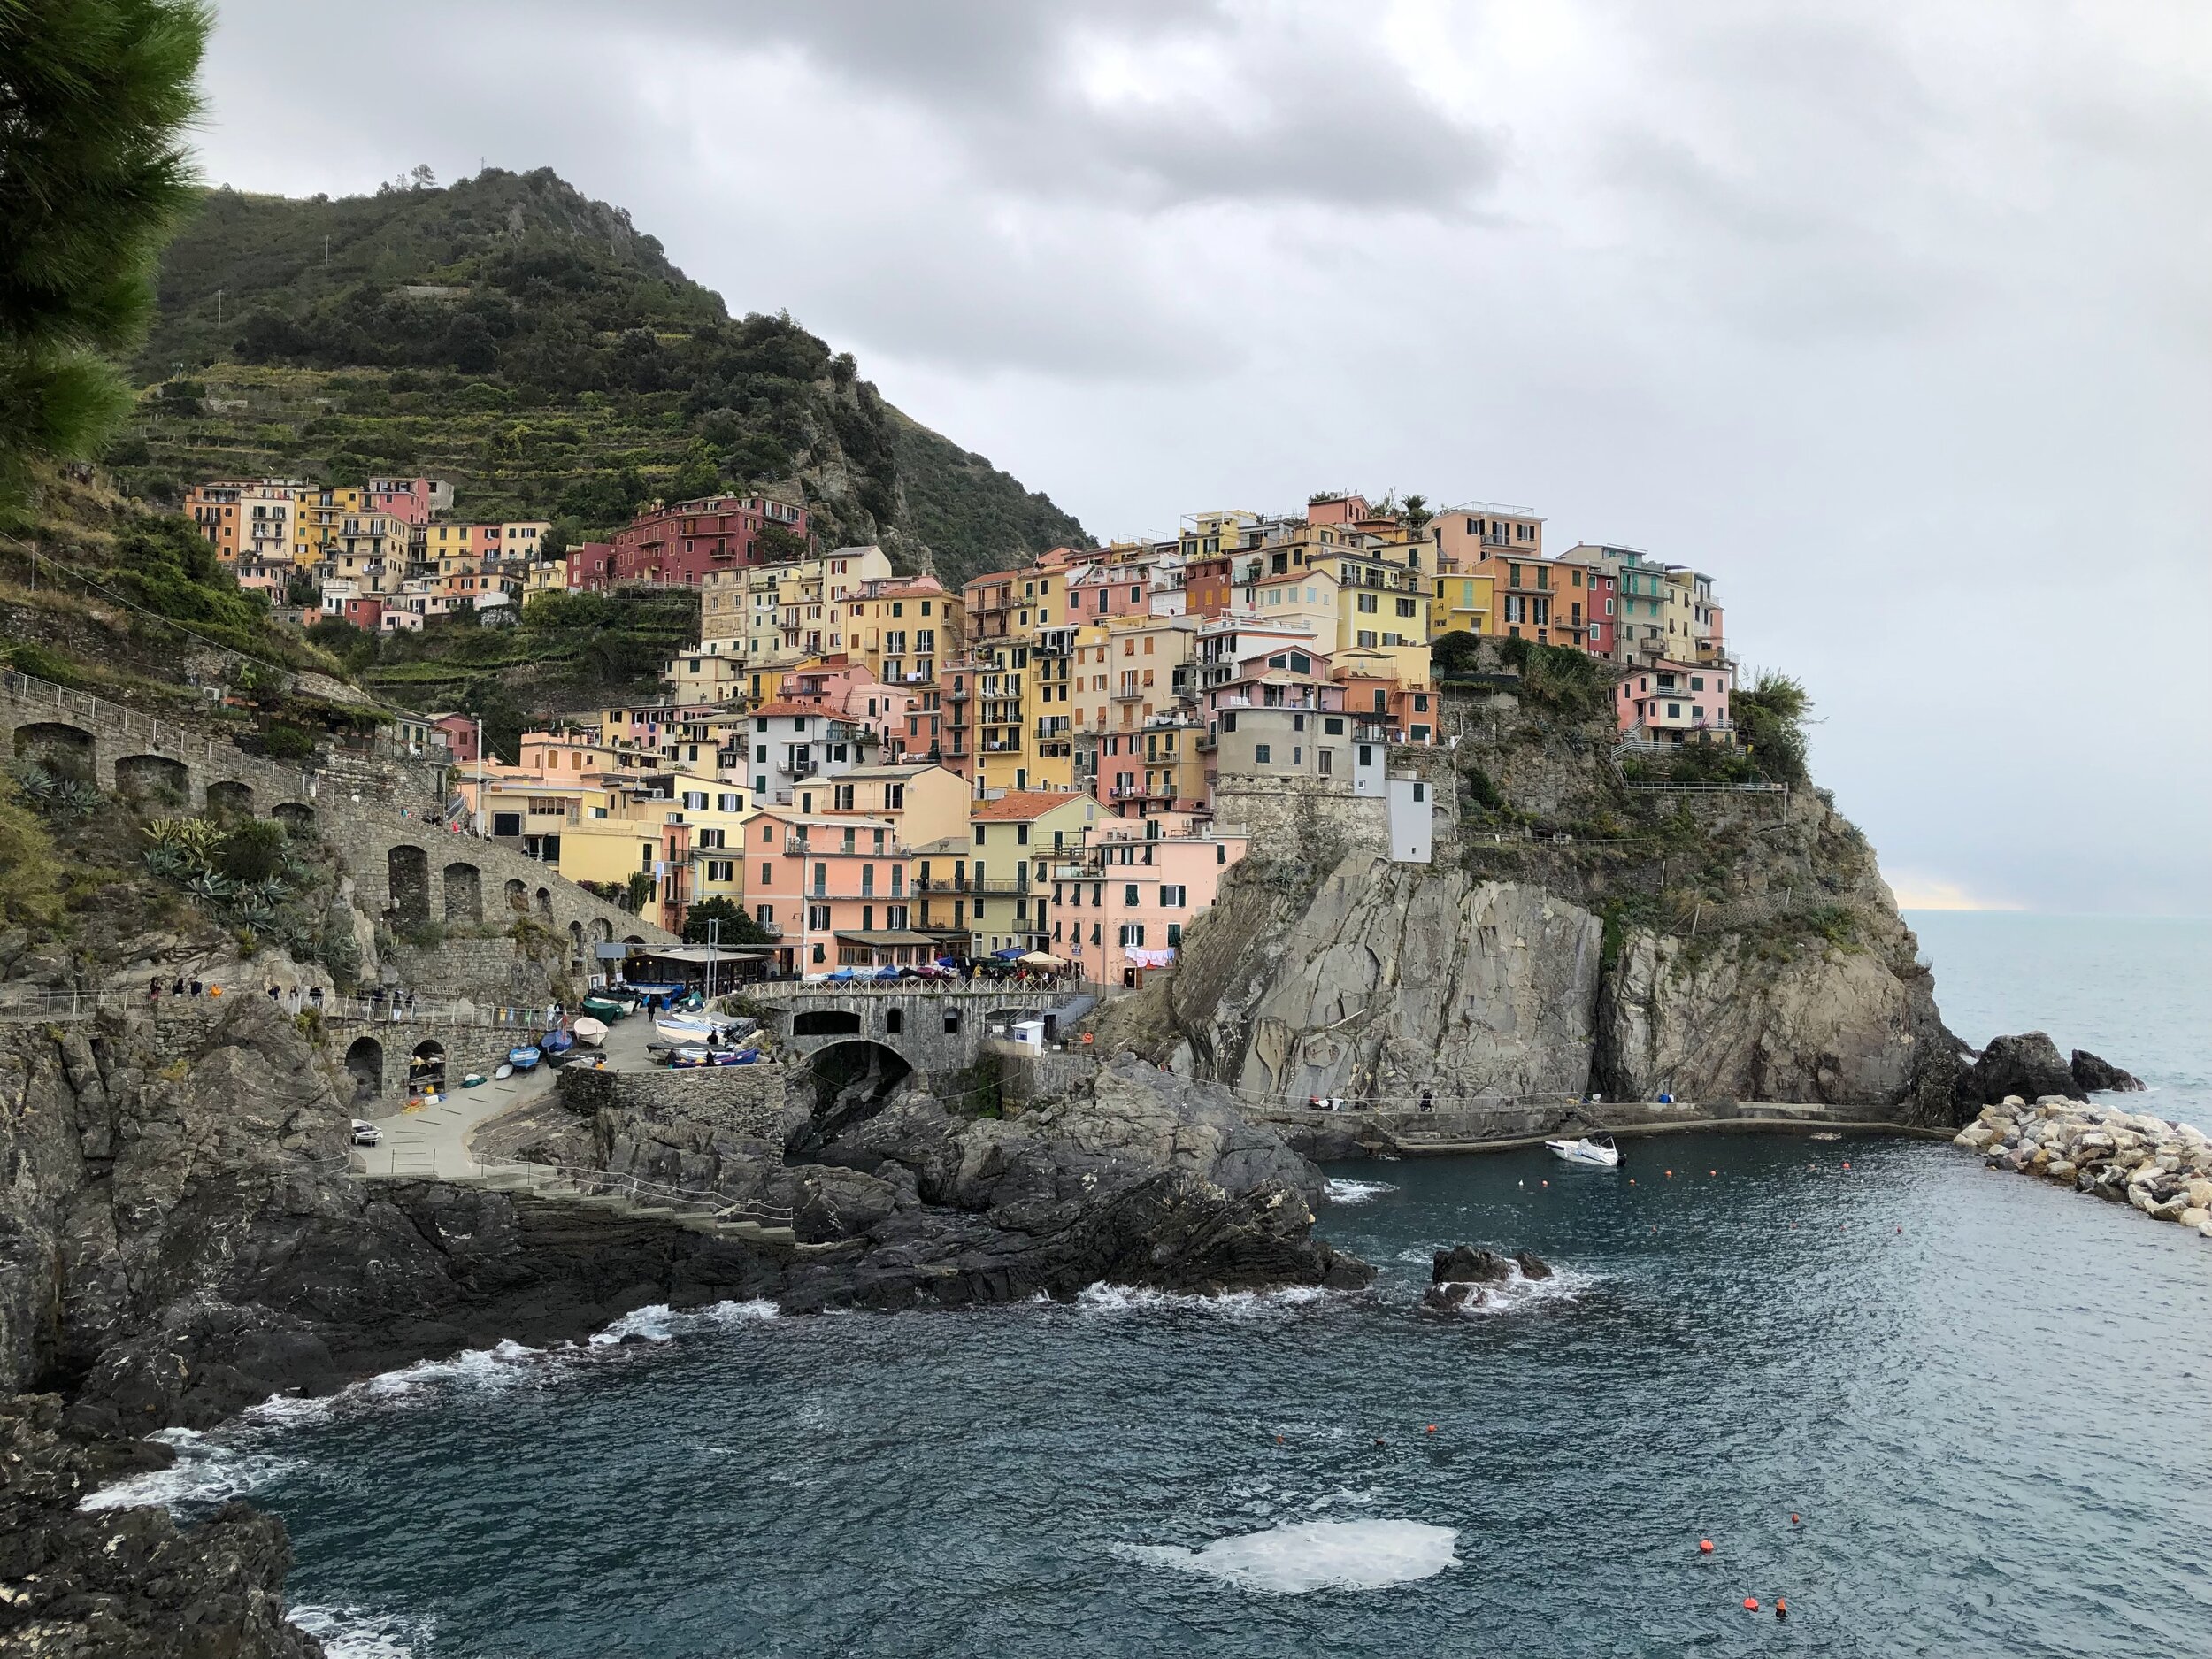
[1098,661,1959,1125]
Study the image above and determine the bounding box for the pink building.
[430,713,482,764]
[339,595,384,632]
[780,663,915,757]
[1614,659,1733,745]
[364,477,446,526]
[1054,821,1248,991]
[565,542,617,591]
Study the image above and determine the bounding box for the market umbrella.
[1018,951,1067,966]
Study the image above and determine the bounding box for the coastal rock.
[1955,1033,2084,1110]
[1432,1246,1513,1285]
[0,1393,320,1658]
[2070,1050,2145,1094]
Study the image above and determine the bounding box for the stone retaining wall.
[557,1060,787,1148]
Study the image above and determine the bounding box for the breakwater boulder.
[1954,1097,2212,1234]
[2070,1050,2145,1094]
[1955,1033,2085,1109]
[1420,1245,1551,1313]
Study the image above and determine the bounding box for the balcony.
[785,834,908,857]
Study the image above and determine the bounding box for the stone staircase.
[471,1161,798,1245]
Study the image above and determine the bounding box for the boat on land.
[541,1028,575,1057]
[461,1072,487,1088]
[581,994,632,1021]
[508,1046,541,1071]
[1546,1133,1621,1167]
[494,1063,514,1081]
[572,1017,610,1048]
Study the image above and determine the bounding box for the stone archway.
[342,1036,384,1104]
[567,920,585,964]
[12,721,94,772]
[794,1008,864,1037]
[798,1039,915,1144]
[442,861,482,923]
[388,845,430,927]
[204,780,254,818]
[409,1039,447,1095]
[113,753,189,804]
[534,887,553,922]
[590,918,612,945]
[505,878,527,913]
[273,802,315,835]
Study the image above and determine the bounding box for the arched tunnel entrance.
[795,1039,914,1154]
[342,1036,384,1106]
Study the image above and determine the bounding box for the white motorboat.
[1545,1133,1621,1167]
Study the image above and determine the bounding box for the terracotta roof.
[971,790,1091,822]
[746,701,842,719]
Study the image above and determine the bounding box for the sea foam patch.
[1119,1518,1459,1594]
[76,1427,300,1513]
[588,1298,780,1346]
[1074,1282,1332,1320]
[1323,1179,1399,1205]
[289,1602,436,1659]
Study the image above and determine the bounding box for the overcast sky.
[193,1,2209,917]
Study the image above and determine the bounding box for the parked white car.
[350,1118,381,1147]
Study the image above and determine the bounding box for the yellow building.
[973,642,1031,795]
[1430,568,1494,639]
[846,575,964,689]
[1020,628,1078,793]
[967,789,1099,956]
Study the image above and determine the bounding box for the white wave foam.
[587,1298,780,1346]
[1430,1262,1599,1317]
[365,1337,547,1397]
[289,1603,436,1659]
[77,1426,298,1513]
[1074,1282,1333,1320]
[1119,1518,1458,1594]
[1323,1179,1399,1205]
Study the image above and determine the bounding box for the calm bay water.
[126,915,2212,1658]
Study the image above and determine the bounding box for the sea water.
[112,914,2212,1657]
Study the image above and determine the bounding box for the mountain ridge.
[114,166,1092,587]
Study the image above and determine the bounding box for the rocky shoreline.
[1954,1096,2212,1235]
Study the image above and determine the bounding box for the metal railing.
[1,668,315,801]
[0,986,566,1028]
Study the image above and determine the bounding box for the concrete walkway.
[350,1003,675,1179]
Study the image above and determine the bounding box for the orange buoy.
[1276,1435,1284,1443]
[1665,1169,1673,1178]
[1776,1597,1788,1619]
[1699,1539,1714,1554]
[1425,1424,1438,1433]
[1541,1179,1548,1187]
[1743,1596,1760,1611]
[1790,1513,1800,1525]
[1709,1169,1717,1177]
[1842,1161,1851,1170]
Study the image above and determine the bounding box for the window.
[1667,703,1682,718]
[706,860,733,883]
[1124,883,1139,906]
[886,1010,903,1034]
[1395,597,1417,618]
[1357,593,1378,613]
[1220,711,1237,733]
[1167,924,1182,947]
[1255,743,1271,764]
[1318,749,1334,775]
[718,792,741,812]
[1016,824,1030,845]
[974,824,987,845]
[682,790,709,810]
[833,783,855,810]
[1691,676,1705,691]
[1162,885,1187,907]
[1324,717,1344,735]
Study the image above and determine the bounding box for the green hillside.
[113,167,1092,587]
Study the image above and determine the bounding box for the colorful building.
[966,790,1098,958]
[1615,659,1733,745]
[1054,820,1248,990]
[607,493,809,588]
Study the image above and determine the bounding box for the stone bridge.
[3,667,672,972]
[739,985,1083,1094]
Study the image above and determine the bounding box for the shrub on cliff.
[1732,672,1812,785]
[1496,636,1611,721]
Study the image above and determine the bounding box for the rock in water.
[2070,1050,2145,1094]
[1432,1245,1512,1284]
[1955,1033,2084,1109]
[1513,1250,1554,1281]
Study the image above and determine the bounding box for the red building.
[565,541,617,591]
[605,495,809,588]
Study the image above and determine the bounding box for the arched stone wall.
[113,753,190,803]
[343,1035,384,1104]
[388,845,430,927]
[12,721,95,769]
[442,862,482,924]
[204,779,254,817]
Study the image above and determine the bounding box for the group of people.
[149,976,219,1002]
[1305,1087,1440,1114]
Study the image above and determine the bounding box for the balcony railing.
[785,835,908,857]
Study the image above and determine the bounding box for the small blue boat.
[508,1046,541,1071]
[541,1029,575,1056]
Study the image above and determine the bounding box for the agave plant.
[142,844,194,881]
[183,871,237,904]
[144,817,222,864]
